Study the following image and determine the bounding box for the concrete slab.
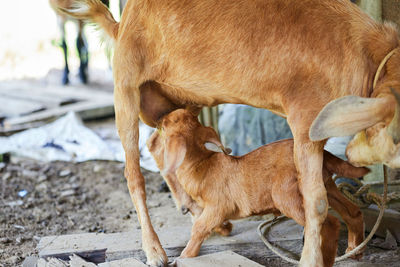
[98,258,147,267]
[176,251,263,267]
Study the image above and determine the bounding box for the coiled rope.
[257,165,389,264]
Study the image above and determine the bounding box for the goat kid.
[148,109,368,267]
[56,1,400,265]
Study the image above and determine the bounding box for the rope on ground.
[257,165,389,264]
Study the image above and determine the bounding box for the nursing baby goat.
[148,109,368,267]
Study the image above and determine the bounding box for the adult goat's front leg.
[114,87,167,266]
[287,110,328,267]
[294,140,327,267]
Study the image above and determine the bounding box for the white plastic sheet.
[0,112,159,172]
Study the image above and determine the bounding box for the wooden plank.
[98,258,147,267]
[1,100,114,132]
[0,89,66,108]
[363,205,400,242]
[0,81,112,102]
[0,96,45,118]
[0,80,114,133]
[38,220,303,265]
[176,250,263,267]
[39,249,107,264]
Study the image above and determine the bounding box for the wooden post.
[356,0,382,22]
[199,106,219,132]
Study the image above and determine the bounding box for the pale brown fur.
[57,1,400,265]
[148,109,368,267]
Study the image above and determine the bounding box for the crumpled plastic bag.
[0,111,159,172]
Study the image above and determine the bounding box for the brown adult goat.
[57,0,400,266]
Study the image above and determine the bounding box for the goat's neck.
[176,152,222,195]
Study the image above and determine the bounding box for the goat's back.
[120,0,398,108]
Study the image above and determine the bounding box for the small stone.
[22,170,38,179]
[16,236,24,244]
[59,169,71,177]
[8,256,19,264]
[59,189,75,199]
[13,224,25,231]
[35,183,47,192]
[0,237,11,244]
[37,174,47,183]
[2,172,11,181]
[41,165,52,174]
[93,164,103,173]
[6,200,23,207]
[0,162,6,171]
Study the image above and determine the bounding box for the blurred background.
[0,0,119,82]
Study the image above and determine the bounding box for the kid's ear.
[163,135,187,175]
[204,141,232,154]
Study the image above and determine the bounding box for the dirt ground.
[0,157,193,267]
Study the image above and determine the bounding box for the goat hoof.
[214,221,233,236]
[145,247,168,267]
[181,206,189,215]
[346,247,364,260]
[62,74,69,85]
[79,71,88,84]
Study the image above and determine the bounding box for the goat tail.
[57,0,119,40]
[323,151,370,179]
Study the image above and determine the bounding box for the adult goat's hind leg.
[321,214,340,267]
[326,178,364,259]
[114,72,167,266]
[288,109,328,267]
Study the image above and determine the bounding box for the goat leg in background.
[320,214,341,267]
[56,16,69,85]
[76,20,88,84]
